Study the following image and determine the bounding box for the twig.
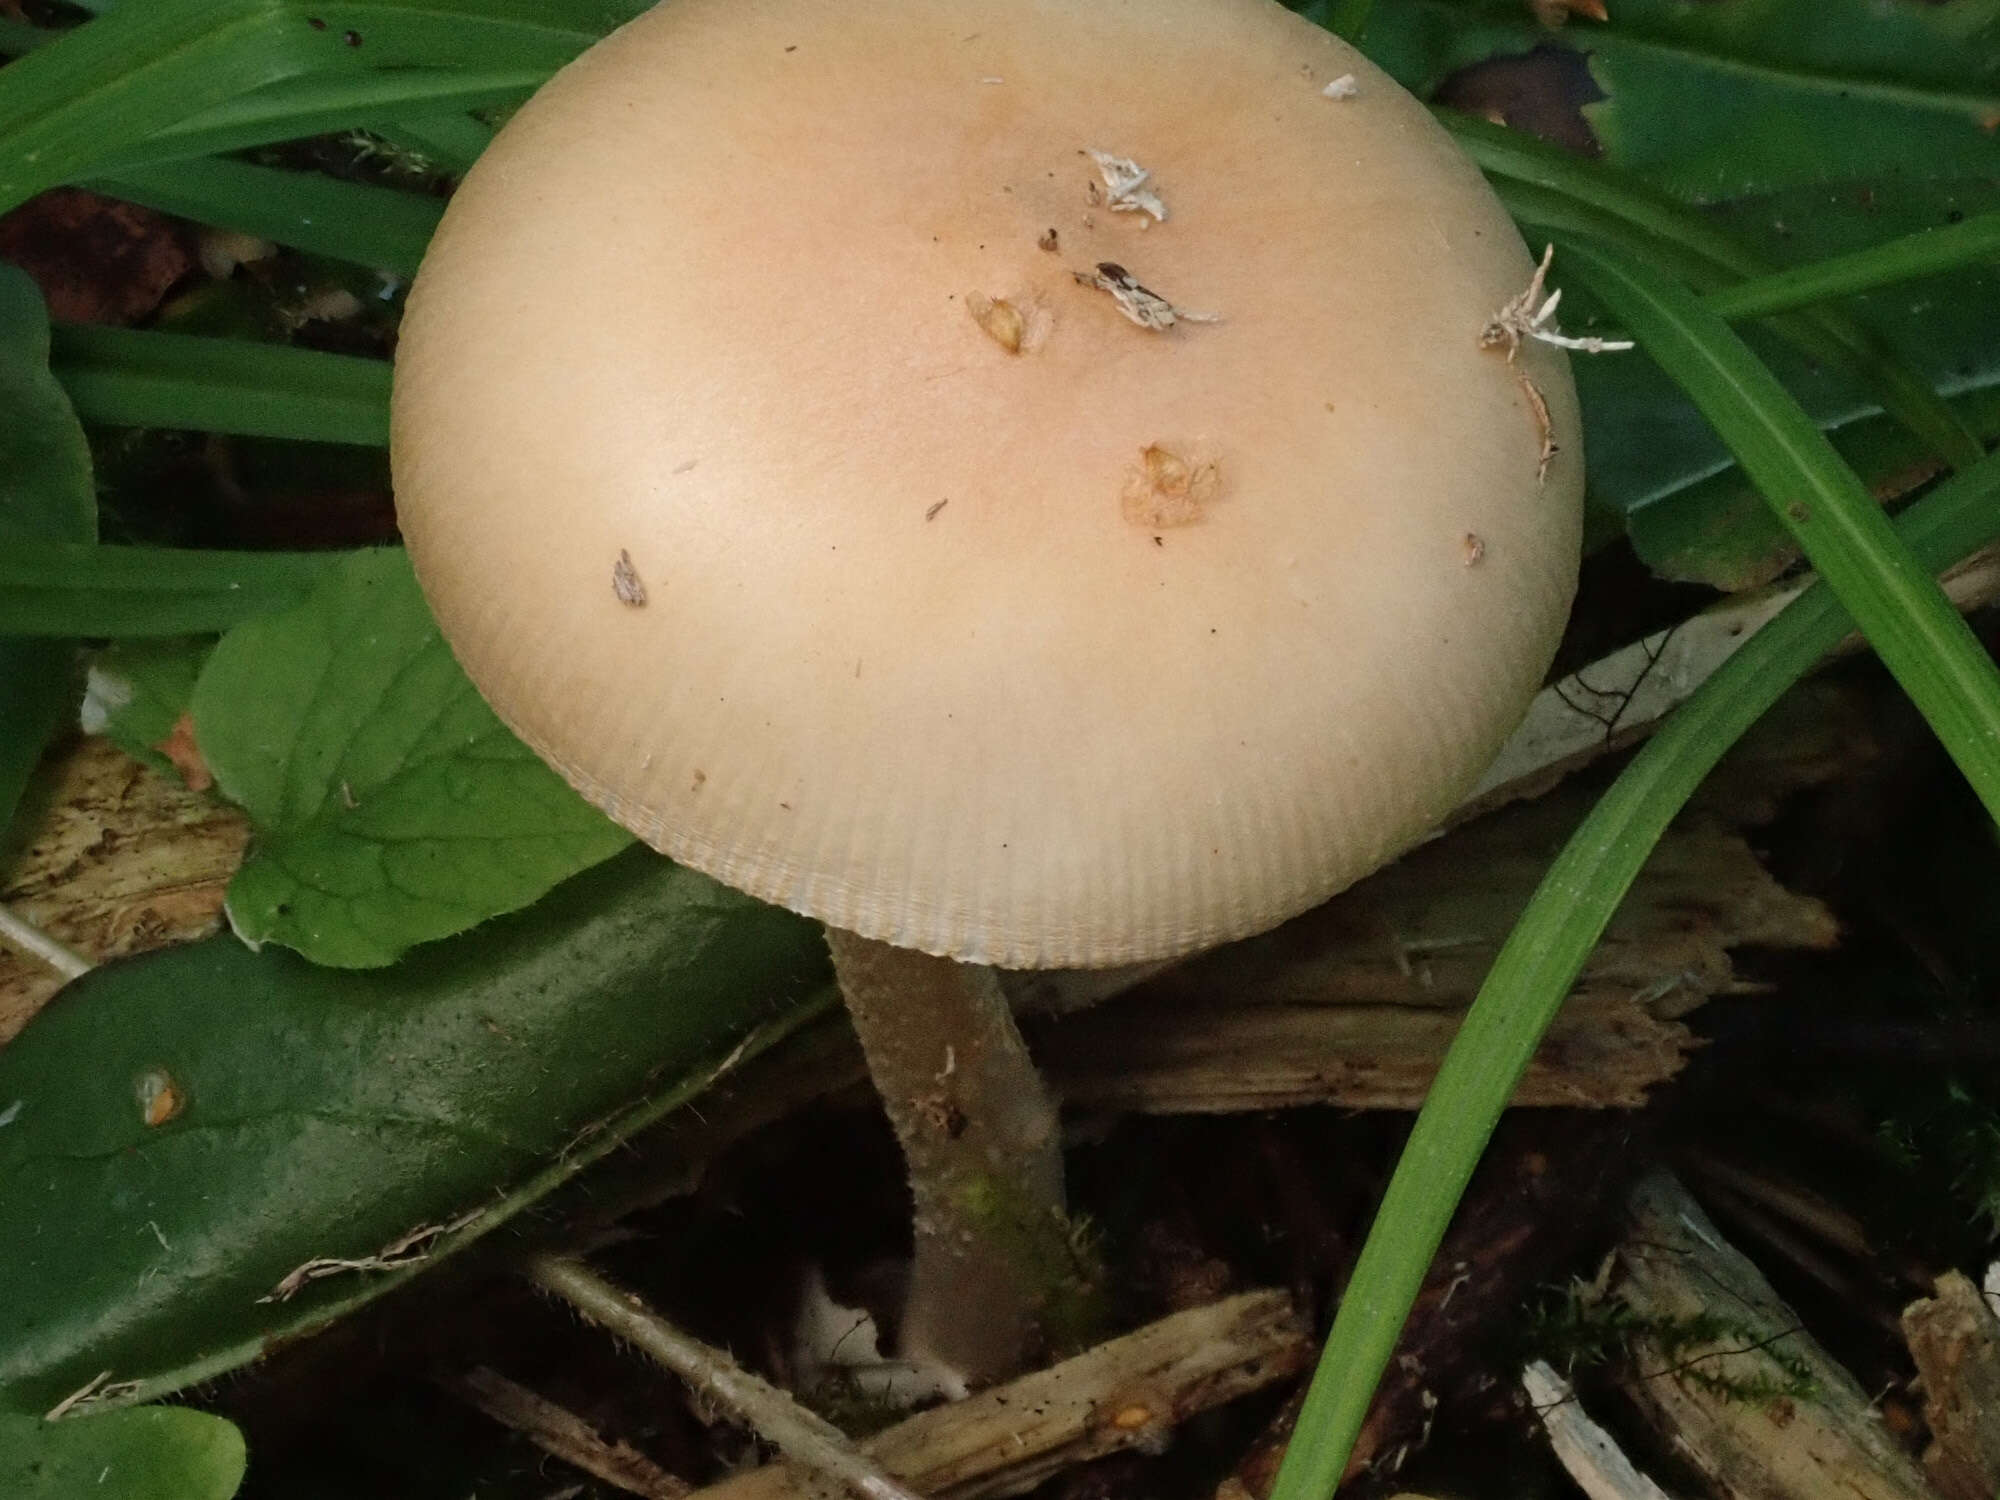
[692,1291,1312,1500]
[0,900,92,981]
[441,1365,689,1500]
[524,1254,927,1500]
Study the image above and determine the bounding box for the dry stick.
[1522,1360,1679,1500]
[441,1364,689,1500]
[0,900,91,980]
[523,1254,927,1500]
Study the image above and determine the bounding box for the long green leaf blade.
[94,70,535,171]
[91,157,441,275]
[1271,440,2000,1500]
[0,542,343,637]
[50,326,390,446]
[0,0,339,215]
[1706,210,2000,322]
[1565,240,2000,803]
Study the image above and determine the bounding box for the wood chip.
[1902,1271,2000,1500]
[1612,1172,1933,1500]
[445,1365,689,1500]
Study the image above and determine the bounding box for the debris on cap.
[1085,150,1168,221]
[1072,262,1217,331]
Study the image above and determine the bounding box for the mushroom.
[390,0,1583,1387]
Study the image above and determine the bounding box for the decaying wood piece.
[1612,1171,1933,1500]
[1901,1270,2000,1500]
[1034,787,1835,1113]
[0,737,248,1043]
[443,1364,690,1500]
[1522,1360,1678,1500]
[1463,541,2000,821]
[688,1291,1312,1500]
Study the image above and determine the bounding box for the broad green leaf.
[0,265,95,843]
[1361,0,2000,202]
[1613,173,2000,585]
[0,543,340,637]
[82,638,216,777]
[0,847,832,1413]
[0,269,93,546]
[0,1407,246,1500]
[50,326,390,446]
[192,549,632,967]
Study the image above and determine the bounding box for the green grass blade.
[1565,240,2000,803]
[51,326,389,446]
[1706,211,2000,322]
[0,542,344,636]
[1445,112,1985,471]
[0,0,338,215]
[1269,438,2000,1500]
[90,157,441,275]
[77,71,538,174]
[371,111,494,175]
[0,17,57,53]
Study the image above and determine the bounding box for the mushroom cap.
[391,0,1584,969]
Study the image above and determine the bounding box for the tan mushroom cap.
[391,0,1584,969]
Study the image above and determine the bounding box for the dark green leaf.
[0,1407,246,1500]
[0,847,831,1413]
[1364,0,2000,202]
[192,549,632,967]
[82,638,216,777]
[0,265,95,841]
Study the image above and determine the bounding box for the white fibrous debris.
[1085,149,1169,221]
[1073,262,1218,331]
[1483,246,1636,358]
[78,664,134,734]
[1321,73,1359,99]
[790,1266,970,1407]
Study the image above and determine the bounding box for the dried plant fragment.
[1513,367,1558,486]
[1321,73,1359,99]
[136,1067,184,1127]
[1074,262,1217,332]
[1482,246,1634,358]
[966,290,1027,352]
[152,710,214,793]
[1085,149,1168,221]
[262,1208,483,1301]
[613,549,648,606]
[1531,0,1609,24]
[1123,444,1221,528]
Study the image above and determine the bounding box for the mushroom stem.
[825,928,1082,1387]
